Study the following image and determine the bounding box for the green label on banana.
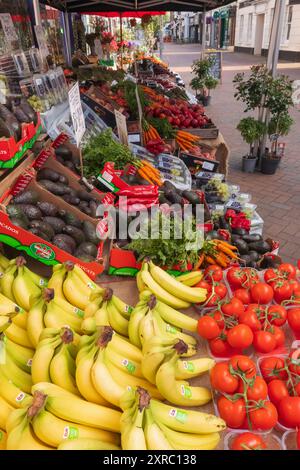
[122,359,136,374]
[125,305,133,314]
[39,279,48,287]
[0,431,3,441]
[180,385,192,398]
[27,359,33,367]
[15,392,26,403]
[183,361,195,372]
[74,308,84,318]
[0,340,5,364]
[87,282,96,290]
[166,324,179,334]
[169,408,187,424]
[63,426,79,440]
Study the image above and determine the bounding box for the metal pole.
[33,0,41,26]
[120,13,123,69]
[210,18,215,48]
[62,12,72,68]
[159,14,164,59]
[201,6,206,58]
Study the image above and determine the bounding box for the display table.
[200,131,230,177]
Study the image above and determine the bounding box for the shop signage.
[0,13,18,48]
[114,109,128,146]
[220,10,228,19]
[34,25,49,58]
[205,51,222,81]
[213,11,220,20]
[68,82,86,147]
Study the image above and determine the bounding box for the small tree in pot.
[190,56,218,105]
[237,117,267,173]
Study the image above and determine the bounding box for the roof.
[39,1,235,13]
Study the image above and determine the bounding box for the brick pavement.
[164,43,300,264]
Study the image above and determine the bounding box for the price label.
[0,13,18,49]
[34,25,49,58]
[94,39,103,60]
[114,109,128,146]
[68,82,86,147]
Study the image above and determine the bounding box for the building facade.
[234,0,300,61]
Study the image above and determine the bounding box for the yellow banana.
[144,408,173,450]
[31,336,62,384]
[111,295,133,320]
[175,357,215,380]
[0,428,7,449]
[152,310,197,346]
[105,345,143,378]
[6,414,52,450]
[27,295,47,348]
[44,301,82,333]
[157,421,220,450]
[136,270,146,292]
[150,399,226,434]
[154,300,198,332]
[155,353,212,407]
[0,368,31,408]
[51,294,85,319]
[149,261,207,304]
[176,270,203,286]
[141,264,191,309]
[5,406,27,433]
[49,343,80,396]
[72,264,103,294]
[57,437,120,450]
[0,292,21,314]
[47,264,67,299]
[12,262,41,311]
[24,266,48,288]
[128,301,148,348]
[142,335,196,358]
[1,336,33,373]
[0,396,14,430]
[139,308,156,345]
[0,354,32,394]
[81,316,97,334]
[0,253,9,270]
[94,302,110,326]
[12,310,28,330]
[121,407,147,450]
[0,264,17,301]
[110,331,143,363]
[141,350,171,385]
[32,407,120,448]
[106,300,129,337]
[84,294,103,319]
[63,270,92,310]
[5,322,33,348]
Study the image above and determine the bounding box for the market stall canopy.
[40,1,234,13]
[81,11,166,18]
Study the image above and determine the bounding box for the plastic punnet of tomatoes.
[210,356,278,433]
[282,429,300,450]
[287,307,300,341]
[224,430,282,450]
[263,263,299,306]
[258,343,300,432]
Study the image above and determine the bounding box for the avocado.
[242,234,263,243]
[231,234,242,243]
[10,217,29,229]
[219,216,231,231]
[164,190,183,205]
[248,240,271,254]
[59,211,82,229]
[163,181,177,192]
[13,190,39,205]
[62,194,80,206]
[37,168,60,182]
[55,145,73,160]
[20,99,37,125]
[37,202,58,217]
[13,106,31,123]
[205,230,221,241]
[76,190,94,202]
[62,225,85,245]
[78,201,89,210]
[53,234,76,254]
[234,238,249,255]
[7,204,24,219]
[38,180,70,196]
[89,200,98,218]
[29,220,55,240]
[18,204,42,220]
[77,242,98,257]
[43,217,66,234]
[64,161,76,172]
[28,228,51,242]
[182,190,201,205]
[248,250,260,262]
[82,221,99,244]
[232,227,247,236]
[74,252,94,262]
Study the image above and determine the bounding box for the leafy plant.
[237,117,267,157]
[268,112,294,155]
[205,76,219,95]
[233,65,272,112]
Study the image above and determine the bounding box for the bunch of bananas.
[137,260,207,309]
[120,387,225,450]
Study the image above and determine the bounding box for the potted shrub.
[203,76,218,106]
[190,56,218,105]
[237,117,267,173]
[190,77,206,102]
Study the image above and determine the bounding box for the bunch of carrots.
[176,130,200,152]
[133,159,162,186]
[142,121,162,144]
[194,239,239,270]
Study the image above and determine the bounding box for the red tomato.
[289,279,300,293]
[270,279,293,303]
[209,335,237,358]
[260,357,287,382]
[250,283,274,304]
[196,280,212,291]
[238,376,268,401]
[226,267,246,289]
[253,330,276,353]
[288,348,300,375]
[249,401,278,430]
[243,268,260,289]
[267,305,287,326]
[234,288,251,305]
[229,355,256,378]
[211,310,225,329]
[287,308,300,333]
[290,289,300,306]
[231,432,267,450]
[278,263,297,280]
[197,315,220,340]
[268,379,289,406]
[227,324,253,350]
[221,297,245,318]
[210,362,239,394]
[214,282,228,300]
[271,325,285,348]
[295,383,300,396]
[239,310,262,332]
[205,265,223,282]
[218,396,246,428]
[278,397,300,428]
[264,268,280,284]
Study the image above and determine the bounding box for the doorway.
[254,14,265,55]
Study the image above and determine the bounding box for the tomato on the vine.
[278,397,300,428]
[204,283,227,307]
[227,324,253,350]
[239,309,262,332]
[268,379,289,406]
[253,330,276,353]
[218,396,246,428]
[250,282,274,304]
[287,308,300,333]
[231,432,267,450]
[229,355,256,378]
[196,280,212,291]
[267,305,287,326]
[278,263,297,280]
[209,333,237,358]
[243,268,260,289]
[288,279,300,294]
[238,376,268,401]
[234,288,251,305]
[204,265,223,282]
[249,401,278,430]
[226,267,246,289]
[264,268,280,284]
[270,279,293,304]
[288,348,300,375]
[211,310,225,329]
[197,315,220,340]
[271,325,285,348]
[210,362,239,394]
[221,297,244,318]
[260,357,287,382]
[214,282,228,299]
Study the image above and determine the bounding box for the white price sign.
[94,39,103,59]
[34,25,49,58]
[114,109,128,146]
[68,82,86,147]
[0,13,18,47]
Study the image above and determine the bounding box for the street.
[163,43,300,265]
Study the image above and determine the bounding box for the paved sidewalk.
[164,43,300,265]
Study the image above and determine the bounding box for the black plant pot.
[242,155,256,173]
[261,156,281,175]
[202,95,211,106]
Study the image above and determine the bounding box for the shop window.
[247,13,253,42]
[281,5,293,43]
[239,15,244,43]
